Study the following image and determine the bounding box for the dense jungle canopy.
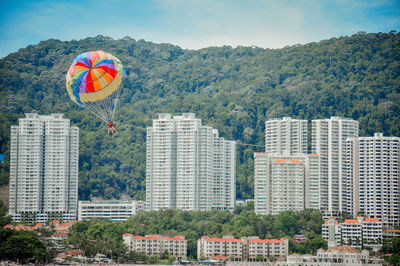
[0,31,399,200]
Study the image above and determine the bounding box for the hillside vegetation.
[0,32,399,200]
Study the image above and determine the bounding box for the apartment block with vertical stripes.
[254,153,320,215]
[345,133,400,227]
[9,113,78,222]
[145,113,236,211]
[255,117,320,215]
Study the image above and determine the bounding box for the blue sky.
[0,0,399,57]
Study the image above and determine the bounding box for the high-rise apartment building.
[312,117,358,217]
[146,113,235,211]
[9,113,79,222]
[254,153,319,215]
[255,117,318,215]
[265,117,307,155]
[345,133,400,227]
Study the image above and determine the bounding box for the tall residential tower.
[265,117,307,155]
[255,117,319,215]
[254,153,319,215]
[345,133,400,227]
[9,113,79,222]
[312,117,358,217]
[146,113,236,211]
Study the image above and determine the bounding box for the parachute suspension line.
[111,98,118,122]
[102,98,111,122]
[93,100,109,122]
[111,86,122,121]
[83,103,107,122]
[90,102,108,122]
[106,94,114,121]
[89,101,104,121]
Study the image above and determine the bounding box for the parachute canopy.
[66,50,125,123]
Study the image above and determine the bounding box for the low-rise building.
[123,234,187,259]
[322,217,382,251]
[317,246,369,264]
[197,236,243,261]
[197,236,288,261]
[282,247,382,265]
[383,229,400,239]
[78,200,144,221]
[246,237,289,261]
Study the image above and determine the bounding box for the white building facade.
[123,234,187,259]
[312,117,359,217]
[78,200,144,221]
[265,117,307,155]
[146,113,235,211]
[254,153,319,215]
[322,217,383,251]
[246,237,289,261]
[345,133,400,227]
[197,236,288,261]
[197,236,244,261]
[9,113,78,222]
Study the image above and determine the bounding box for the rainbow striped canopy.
[66,51,125,106]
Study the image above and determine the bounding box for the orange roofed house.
[122,234,187,259]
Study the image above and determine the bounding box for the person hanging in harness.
[107,121,117,136]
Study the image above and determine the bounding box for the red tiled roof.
[123,233,133,236]
[50,220,60,225]
[384,229,400,232]
[309,153,318,156]
[326,246,361,253]
[65,250,84,256]
[343,219,359,224]
[290,160,303,164]
[133,235,161,240]
[53,232,68,237]
[255,152,266,155]
[162,236,186,241]
[35,222,43,228]
[364,218,380,223]
[273,160,286,163]
[4,224,13,228]
[204,237,242,242]
[58,221,78,227]
[249,238,284,243]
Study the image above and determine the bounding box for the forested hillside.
[0,31,399,200]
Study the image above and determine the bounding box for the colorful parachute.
[66,51,125,133]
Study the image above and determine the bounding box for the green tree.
[0,229,47,263]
